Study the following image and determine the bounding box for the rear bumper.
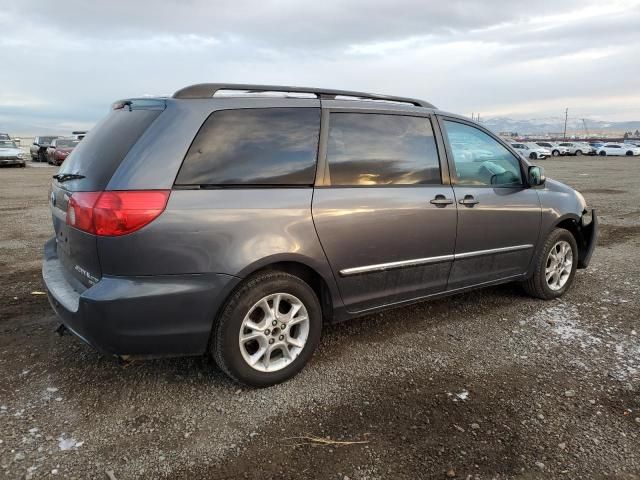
[577,209,598,269]
[42,237,240,357]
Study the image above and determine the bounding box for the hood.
[0,147,21,155]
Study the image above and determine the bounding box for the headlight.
[16,152,24,158]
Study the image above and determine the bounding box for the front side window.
[326,113,441,186]
[443,120,523,186]
[176,108,320,186]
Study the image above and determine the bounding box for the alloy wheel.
[238,293,310,373]
[545,240,573,291]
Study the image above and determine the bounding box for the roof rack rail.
[172,83,435,108]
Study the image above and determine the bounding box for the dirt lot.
[0,156,638,479]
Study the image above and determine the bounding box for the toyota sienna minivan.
[43,83,597,386]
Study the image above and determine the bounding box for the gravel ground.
[0,156,638,480]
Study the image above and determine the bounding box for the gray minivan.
[43,83,597,386]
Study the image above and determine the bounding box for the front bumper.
[42,237,240,357]
[577,209,597,268]
[0,158,25,166]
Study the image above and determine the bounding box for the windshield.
[56,139,79,148]
[0,140,17,148]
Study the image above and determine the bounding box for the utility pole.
[563,108,568,140]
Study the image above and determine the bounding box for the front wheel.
[575,150,582,156]
[522,228,578,300]
[552,150,560,157]
[599,151,606,156]
[626,151,634,156]
[212,271,322,387]
[529,152,537,160]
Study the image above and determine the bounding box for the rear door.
[312,107,457,313]
[438,117,541,290]
[50,100,165,289]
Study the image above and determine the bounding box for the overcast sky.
[1,0,639,134]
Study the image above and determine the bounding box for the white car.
[535,142,569,157]
[0,140,26,167]
[558,142,592,156]
[510,142,549,160]
[597,143,640,156]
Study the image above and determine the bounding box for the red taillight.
[66,190,170,236]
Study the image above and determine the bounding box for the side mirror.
[528,165,546,186]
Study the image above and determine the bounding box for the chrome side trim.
[339,244,534,277]
[454,244,534,259]
[339,254,454,276]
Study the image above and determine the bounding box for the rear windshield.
[58,102,164,191]
[56,139,79,148]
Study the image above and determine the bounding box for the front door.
[439,118,541,290]
[312,110,457,313]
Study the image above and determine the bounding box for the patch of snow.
[58,436,84,451]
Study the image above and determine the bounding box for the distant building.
[499,131,518,138]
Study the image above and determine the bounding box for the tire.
[599,151,606,156]
[626,151,633,156]
[522,228,578,300]
[212,271,322,387]
[575,150,582,156]
[552,150,560,157]
[529,152,537,160]
[38,150,45,162]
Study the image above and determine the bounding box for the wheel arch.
[235,254,342,323]
[551,214,592,268]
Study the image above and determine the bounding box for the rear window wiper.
[53,173,85,183]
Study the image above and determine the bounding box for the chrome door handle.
[430,195,454,207]
[459,195,479,206]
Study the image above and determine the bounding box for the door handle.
[430,195,454,207]
[459,195,479,206]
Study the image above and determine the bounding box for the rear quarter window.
[175,108,320,186]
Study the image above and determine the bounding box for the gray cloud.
[0,0,638,134]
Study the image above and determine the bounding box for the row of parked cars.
[509,140,640,159]
[30,133,84,165]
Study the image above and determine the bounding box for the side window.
[443,120,523,187]
[176,108,320,185]
[326,113,441,186]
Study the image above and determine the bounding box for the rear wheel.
[212,271,322,387]
[522,228,578,300]
[599,151,606,156]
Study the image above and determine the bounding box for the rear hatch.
[51,99,165,289]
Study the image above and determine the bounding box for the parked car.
[535,142,568,157]
[0,139,26,167]
[557,142,591,156]
[46,138,80,166]
[0,133,10,140]
[597,143,640,156]
[510,142,549,160]
[43,83,598,387]
[30,136,58,162]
